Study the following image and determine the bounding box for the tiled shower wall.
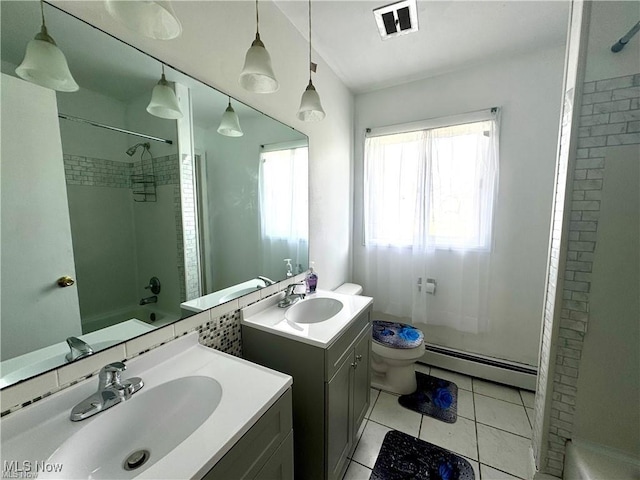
[63,153,187,302]
[536,74,640,476]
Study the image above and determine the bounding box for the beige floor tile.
[473,378,523,404]
[474,394,532,438]
[481,463,524,479]
[369,392,422,437]
[342,460,372,480]
[477,424,532,479]
[457,387,475,421]
[420,415,478,461]
[520,390,535,408]
[351,420,392,469]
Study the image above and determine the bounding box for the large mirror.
[0,1,308,388]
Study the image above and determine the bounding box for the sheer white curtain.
[259,146,309,279]
[364,109,500,333]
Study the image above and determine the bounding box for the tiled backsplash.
[0,274,306,417]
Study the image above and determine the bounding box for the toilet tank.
[334,283,363,295]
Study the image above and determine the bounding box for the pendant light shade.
[297,0,325,122]
[104,0,182,40]
[146,67,183,120]
[297,80,325,122]
[239,0,279,93]
[217,98,244,137]
[15,2,79,92]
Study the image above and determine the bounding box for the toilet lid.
[372,321,424,349]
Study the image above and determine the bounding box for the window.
[364,111,499,251]
[259,145,308,240]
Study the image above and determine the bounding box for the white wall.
[56,88,129,161]
[197,114,307,292]
[53,0,355,292]
[353,46,566,366]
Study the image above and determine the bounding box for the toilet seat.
[372,321,424,349]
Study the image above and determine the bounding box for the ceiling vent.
[373,0,419,40]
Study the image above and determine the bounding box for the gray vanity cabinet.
[326,324,371,480]
[202,389,293,480]
[242,306,372,480]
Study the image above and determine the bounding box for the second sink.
[285,297,343,324]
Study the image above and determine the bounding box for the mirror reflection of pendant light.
[146,65,183,120]
[297,0,325,122]
[217,98,244,137]
[15,0,79,92]
[239,0,279,93]
[104,0,182,40]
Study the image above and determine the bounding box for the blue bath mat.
[372,321,424,348]
[398,372,458,423]
[370,430,475,480]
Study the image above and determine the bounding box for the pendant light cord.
[40,0,46,27]
[256,0,260,35]
[308,0,312,82]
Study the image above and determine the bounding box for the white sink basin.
[42,376,222,479]
[285,297,344,324]
[219,286,260,303]
[1,333,292,480]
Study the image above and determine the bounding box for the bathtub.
[82,304,179,333]
[564,440,640,480]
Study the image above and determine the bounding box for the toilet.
[334,283,425,395]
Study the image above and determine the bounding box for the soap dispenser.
[305,262,318,293]
[284,259,294,277]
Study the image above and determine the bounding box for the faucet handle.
[98,362,126,389]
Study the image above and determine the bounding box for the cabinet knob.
[57,276,75,287]
[356,355,363,362]
[351,362,358,368]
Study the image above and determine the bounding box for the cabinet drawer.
[325,308,370,381]
[203,389,293,479]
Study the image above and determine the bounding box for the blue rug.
[370,430,475,480]
[398,372,458,423]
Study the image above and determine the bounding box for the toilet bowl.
[333,283,425,395]
[370,321,424,394]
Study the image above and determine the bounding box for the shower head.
[126,142,150,156]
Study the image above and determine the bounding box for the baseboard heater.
[422,343,538,391]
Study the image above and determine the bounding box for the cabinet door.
[325,353,353,480]
[352,326,371,433]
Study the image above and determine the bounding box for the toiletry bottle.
[305,262,318,293]
[285,259,293,277]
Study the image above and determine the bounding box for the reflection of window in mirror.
[259,142,309,278]
[259,144,309,240]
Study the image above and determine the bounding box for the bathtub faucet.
[139,295,158,305]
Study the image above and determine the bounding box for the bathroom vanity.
[241,290,373,480]
[0,333,294,480]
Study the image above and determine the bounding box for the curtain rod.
[58,113,174,145]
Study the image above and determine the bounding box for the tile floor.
[343,363,537,480]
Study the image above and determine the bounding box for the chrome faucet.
[139,295,158,305]
[70,362,143,422]
[257,276,276,287]
[278,282,306,308]
[65,337,94,362]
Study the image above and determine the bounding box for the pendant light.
[15,0,79,92]
[297,0,325,122]
[146,65,183,120]
[104,0,182,40]
[217,98,244,137]
[239,0,279,93]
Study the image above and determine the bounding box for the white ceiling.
[275,0,570,94]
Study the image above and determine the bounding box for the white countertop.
[180,278,265,312]
[0,332,292,479]
[241,289,373,348]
